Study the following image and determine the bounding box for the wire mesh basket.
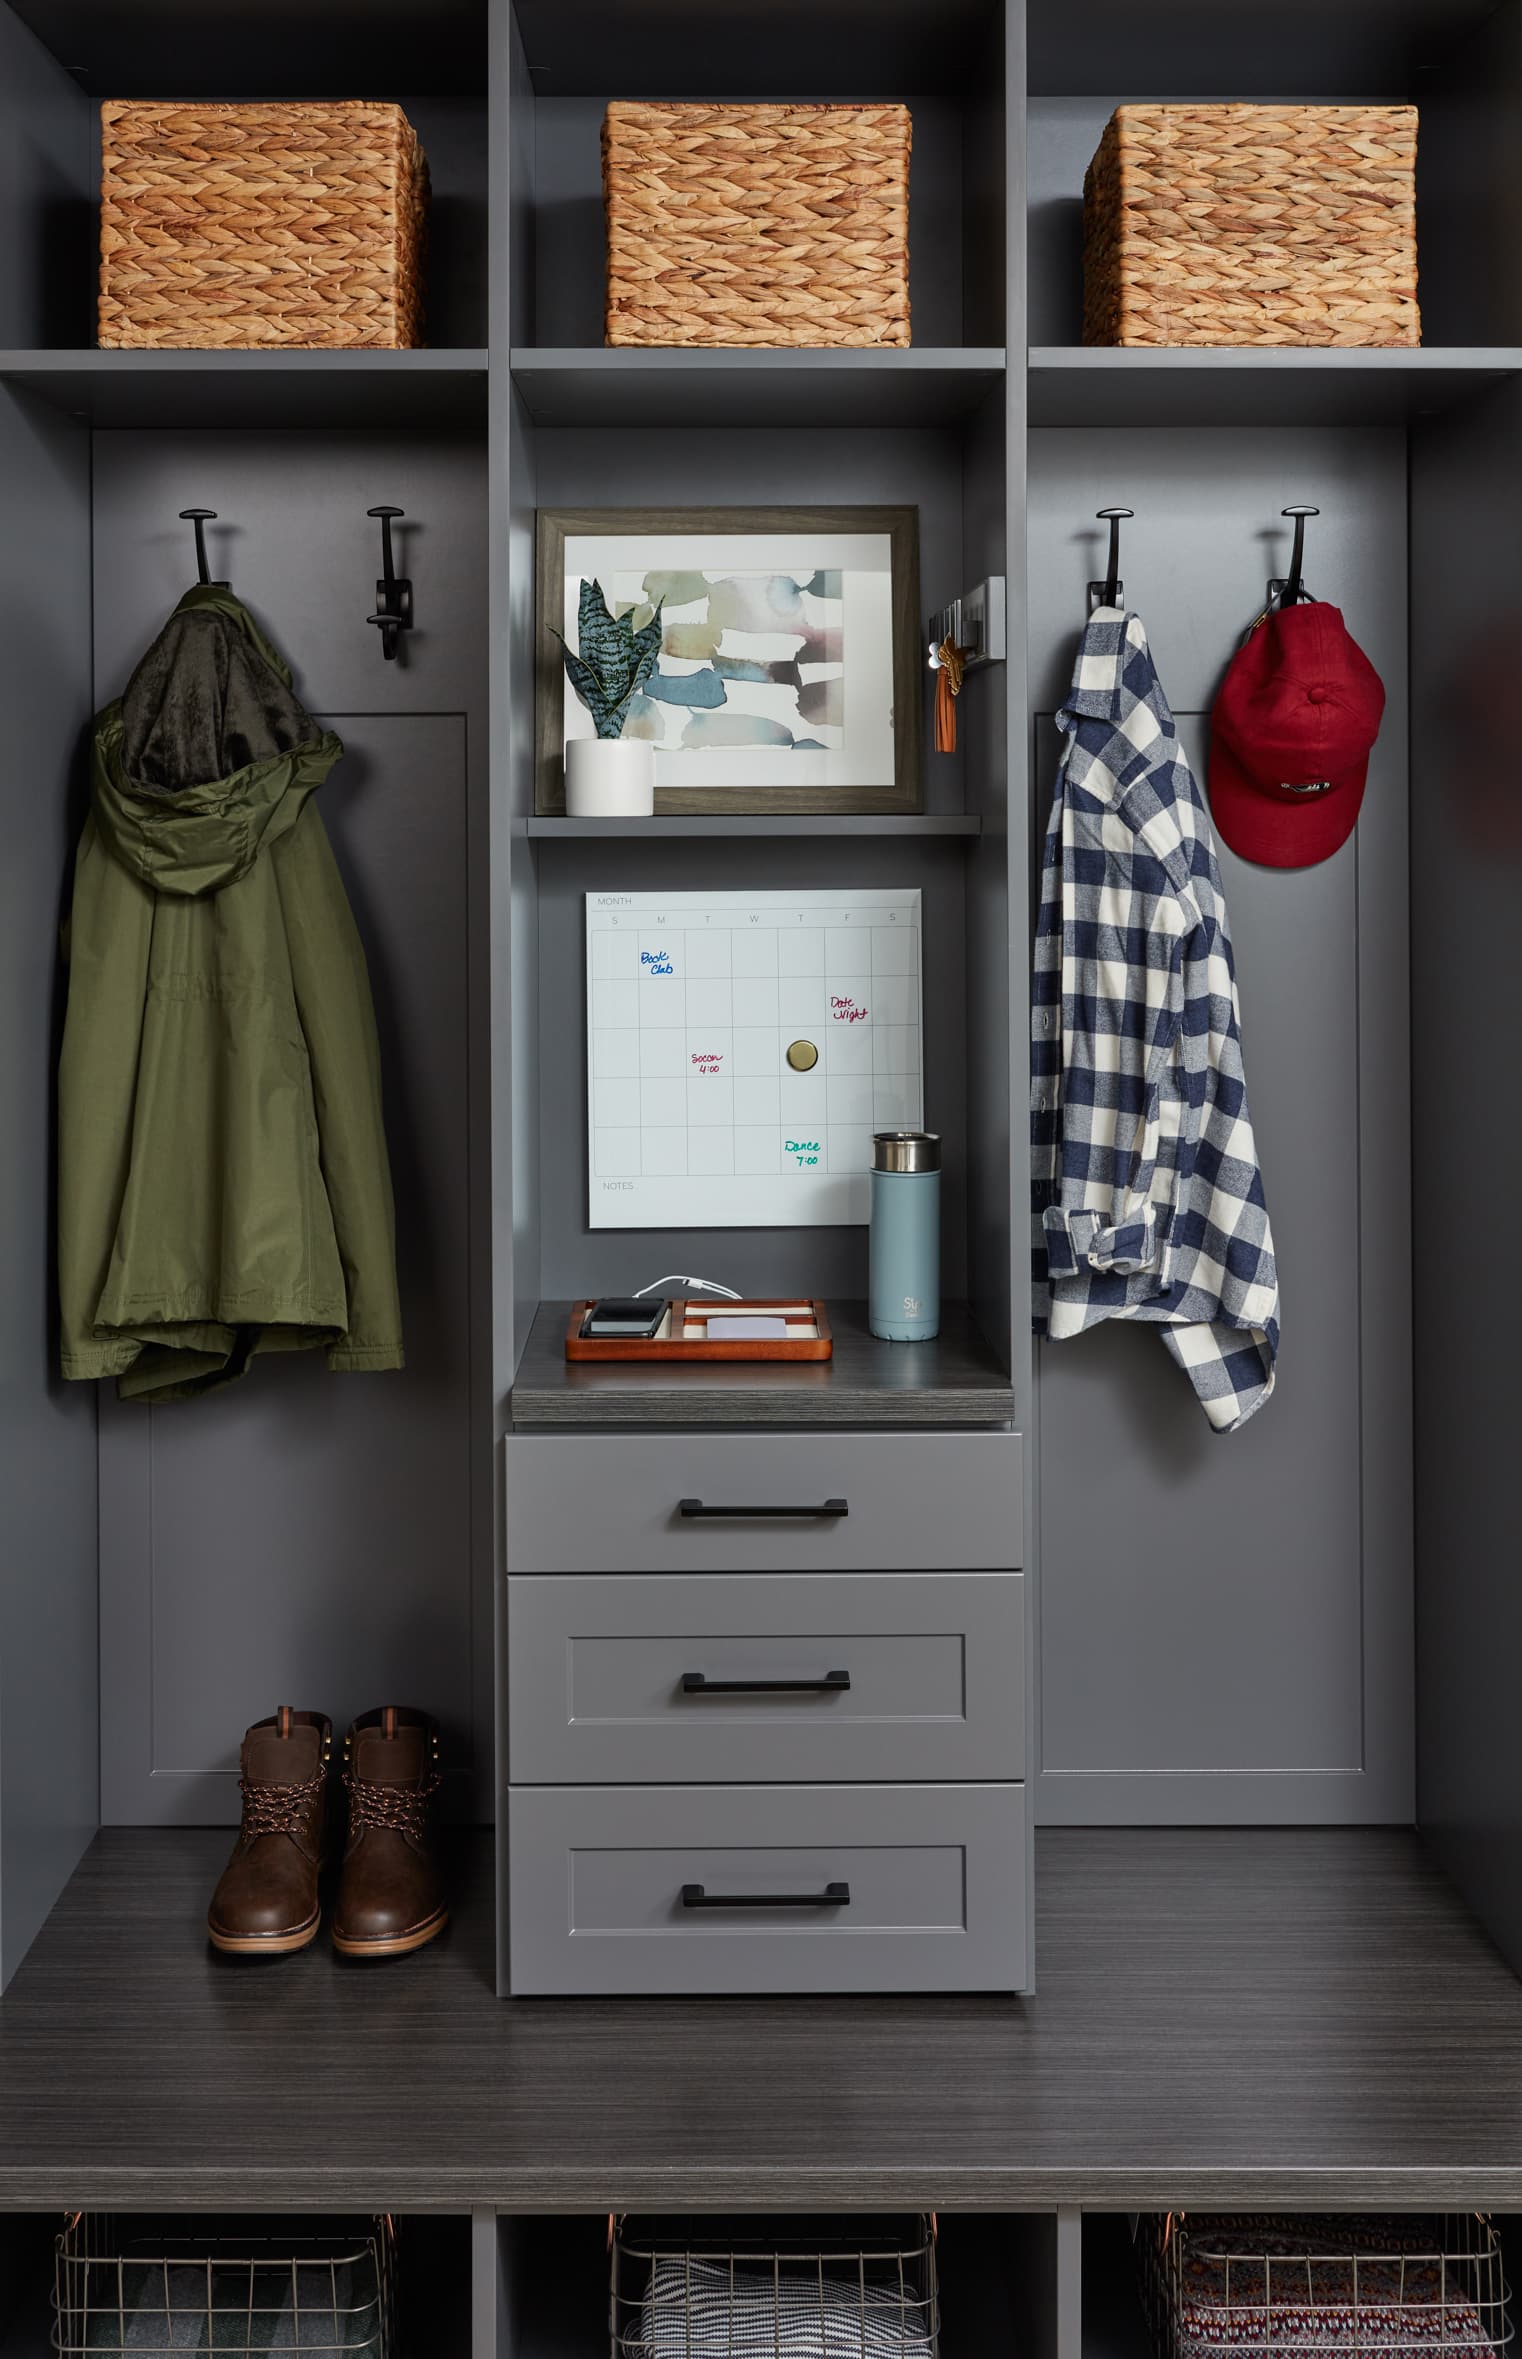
[610,2216,940,2359]
[52,2214,396,2358]
[1140,2213,1514,2359]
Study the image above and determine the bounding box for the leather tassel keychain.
[934,635,969,753]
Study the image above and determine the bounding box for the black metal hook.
[179,508,227,588]
[1089,507,1134,614]
[366,505,413,661]
[1269,505,1320,608]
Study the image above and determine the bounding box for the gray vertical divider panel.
[1029,427,1413,1824]
[89,430,492,1823]
[493,0,541,1991]
[1411,375,1522,1976]
[0,6,99,1989]
[472,2212,512,2359]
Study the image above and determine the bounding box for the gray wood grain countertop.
[508,1299,1017,1427]
[0,1827,1519,2210]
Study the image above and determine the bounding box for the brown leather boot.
[332,1707,447,1958]
[207,1708,330,1955]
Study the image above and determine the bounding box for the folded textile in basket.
[1169,2219,1497,2359]
[80,2258,381,2354]
[640,2258,935,2359]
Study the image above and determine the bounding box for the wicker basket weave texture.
[603,101,911,348]
[1083,104,1419,348]
[98,100,428,350]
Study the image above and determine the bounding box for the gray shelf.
[1029,346,1522,427]
[523,814,982,838]
[510,1298,1015,1427]
[0,1824,1520,2208]
[0,349,490,429]
[510,348,1006,428]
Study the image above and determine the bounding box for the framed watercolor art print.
[535,506,921,815]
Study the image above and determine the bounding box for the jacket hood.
[91,586,343,898]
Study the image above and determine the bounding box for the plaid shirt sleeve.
[1032,610,1280,1435]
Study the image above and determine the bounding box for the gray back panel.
[1410,378,1522,1971]
[1028,427,1413,1823]
[0,383,100,1982]
[88,429,491,1823]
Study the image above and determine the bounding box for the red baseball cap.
[1209,602,1385,869]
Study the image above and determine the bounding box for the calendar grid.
[586,889,924,1228]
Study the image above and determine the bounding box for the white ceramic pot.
[565,736,656,818]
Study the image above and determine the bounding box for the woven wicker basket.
[602,101,911,348]
[98,100,428,349]
[1083,104,1419,347]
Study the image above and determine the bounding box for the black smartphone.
[581,1297,668,1339]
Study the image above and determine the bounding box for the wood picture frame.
[535,505,922,815]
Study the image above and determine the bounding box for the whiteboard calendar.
[586,888,924,1228]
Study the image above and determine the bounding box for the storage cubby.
[506,0,1007,353]
[0,0,490,356]
[493,2213,1055,2359]
[0,2210,474,2359]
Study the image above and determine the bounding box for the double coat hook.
[367,505,414,661]
[1088,507,1133,613]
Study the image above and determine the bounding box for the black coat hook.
[1269,505,1320,608]
[367,505,413,661]
[1089,507,1134,614]
[179,508,228,589]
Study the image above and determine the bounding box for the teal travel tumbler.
[869,1130,941,1341]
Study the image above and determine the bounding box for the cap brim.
[1207,733,1368,869]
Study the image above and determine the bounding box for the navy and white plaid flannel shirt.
[1031,608,1279,1433]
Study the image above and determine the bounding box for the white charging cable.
[633,1273,743,1300]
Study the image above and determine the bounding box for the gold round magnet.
[786,1038,819,1072]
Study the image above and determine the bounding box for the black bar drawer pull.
[682,1669,851,1696]
[681,1881,851,1910]
[677,1497,848,1520]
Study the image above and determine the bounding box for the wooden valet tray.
[565,1300,833,1363]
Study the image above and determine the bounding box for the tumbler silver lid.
[872,1129,941,1174]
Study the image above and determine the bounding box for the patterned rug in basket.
[1164,2218,1502,2359]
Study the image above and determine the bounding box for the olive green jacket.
[59,586,404,1402]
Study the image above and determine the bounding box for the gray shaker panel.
[97,715,476,1822]
[507,1783,1028,1994]
[88,430,491,1826]
[503,1433,1023,1573]
[1028,429,1412,1825]
[507,1572,1024,1784]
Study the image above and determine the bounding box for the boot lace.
[239,1767,325,1839]
[344,1765,441,1843]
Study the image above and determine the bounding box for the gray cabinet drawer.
[506,1783,1027,1994]
[507,1572,1024,1785]
[503,1433,1022,1572]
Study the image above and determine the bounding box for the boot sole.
[331,1908,449,1958]
[208,1907,321,1956]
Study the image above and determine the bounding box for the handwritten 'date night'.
[830,996,868,1023]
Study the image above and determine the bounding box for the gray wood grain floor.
[0,1827,1519,2210]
